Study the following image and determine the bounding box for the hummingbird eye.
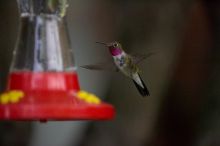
[113,43,118,48]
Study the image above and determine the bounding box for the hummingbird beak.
[96,42,108,46]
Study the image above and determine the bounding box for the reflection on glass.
[11,0,74,72]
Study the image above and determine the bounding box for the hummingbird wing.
[130,52,155,64]
[80,60,118,72]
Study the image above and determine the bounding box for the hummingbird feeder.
[0,0,115,121]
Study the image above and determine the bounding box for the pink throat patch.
[109,48,122,56]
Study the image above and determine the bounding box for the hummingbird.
[82,41,150,97]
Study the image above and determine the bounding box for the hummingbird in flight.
[82,41,151,97]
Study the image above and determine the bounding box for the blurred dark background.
[0,0,220,146]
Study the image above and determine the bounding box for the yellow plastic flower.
[0,90,25,104]
[0,93,10,104]
[10,94,20,103]
[77,90,101,104]
[86,94,101,104]
[77,91,89,100]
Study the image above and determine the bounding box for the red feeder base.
[0,72,115,121]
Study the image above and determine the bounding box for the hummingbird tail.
[132,74,150,97]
